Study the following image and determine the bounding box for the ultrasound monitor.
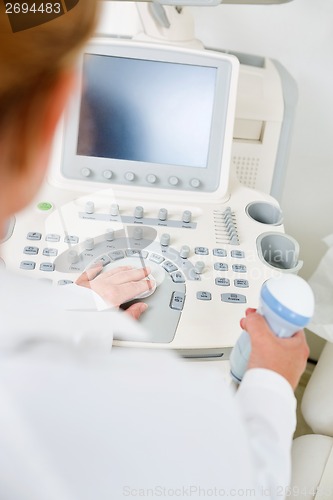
[59,38,239,199]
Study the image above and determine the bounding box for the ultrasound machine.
[0,30,301,358]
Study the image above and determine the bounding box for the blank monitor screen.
[77,54,216,169]
[59,39,238,194]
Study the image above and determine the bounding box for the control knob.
[133,227,143,240]
[182,210,192,223]
[110,204,119,216]
[194,261,205,274]
[158,208,168,221]
[85,201,94,214]
[180,245,190,259]
[67,250,80,265]
[105,229,115,241]
[84,238,94,251]
[160,233,170,247]
[134,206,144,219]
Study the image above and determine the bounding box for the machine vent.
[233,156,260,190]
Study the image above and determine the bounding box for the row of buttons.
[80,168,202,189]
[24,246,58,257]
[214,263,247,273]
[196,291,246,303]
[85,203,194,224]
[22,233,77,272]
[26,232,244,260]
[20,261,55,271]
[27,232,79,244]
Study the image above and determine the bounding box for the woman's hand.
[76,263,154,320]
[241,308,309,390]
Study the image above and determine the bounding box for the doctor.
[0,2,309,499]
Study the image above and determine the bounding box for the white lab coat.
[0,269,296,500]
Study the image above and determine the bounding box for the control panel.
[0,179,301,358]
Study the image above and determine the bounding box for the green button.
[37,201,53,212]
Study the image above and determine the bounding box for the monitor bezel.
[57,38,239,201]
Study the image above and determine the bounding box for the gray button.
[170,291,185,310]
[214,262,228,271]
[171,271,185,283]
[58,280,74,285]
[162,261,178,273]
[94,255,111,266]
[196,291,211,301]
[81,167,91,177]
[215,277,230,286]
[20,261,36,270]
[125,171,135,182]
[40,263,55,272]
[232,264,247,273]
[24,246,39,256]
[125,250,148,258]
[221,293,247,304]
[213,248,227,257]
[234,279,249,288]
[64,235,79,244]
[147,174,157,184]
[231,250,245,259]
[169,176,179,186]
[149,253,165,264]
[46,233,60,242]
[43,248,58,257]
[109,250,125,261]
[190,178,201,188]
[195,247,209,255]
[27,232,42,241]
[103,170,113,180]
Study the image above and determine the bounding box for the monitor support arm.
[135,2,204,49]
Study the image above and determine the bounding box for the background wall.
[190,0,333,357]
[191,0,333,283]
